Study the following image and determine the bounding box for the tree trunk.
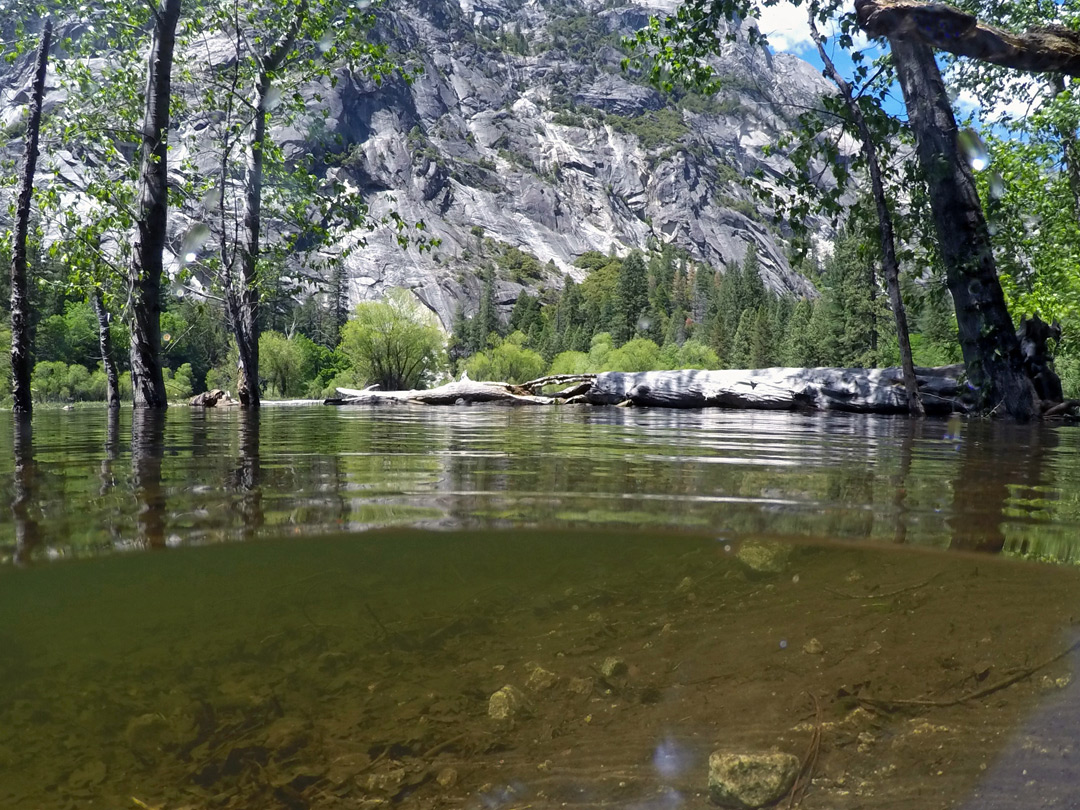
[129,0,181,409]
[234,76,265,409]
[90,286,120,409]
[232,4,305,408]
[809,15,923,416]
[889,36,1037,419]
[9,20,52,415]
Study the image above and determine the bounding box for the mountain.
[0,0,834,330]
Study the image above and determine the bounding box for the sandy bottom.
[1,529,1078,810]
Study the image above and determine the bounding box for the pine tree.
[730,308,754,369]
[472,266,500,350]
[749,306,773,368]
[450,305,471,363]
[647,248,674,343]
[740,245,767,314]
[615,251,649,343]
[780,299,814,366]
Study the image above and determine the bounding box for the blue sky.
[754,1,1037,124]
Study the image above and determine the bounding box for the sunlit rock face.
[325,0,835,326]
[0,0,836,329]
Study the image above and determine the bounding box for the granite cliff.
[1,0,834,329]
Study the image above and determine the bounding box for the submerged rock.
[735,541,792,576]
[525,664,559,691]
[125,713,173,763]
[488,685,529,720]
[802,638,824,655]
[599,657,628,678]
[707,751,800,809]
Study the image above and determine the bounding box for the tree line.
[3,0,428,415]
[444,235,967,386]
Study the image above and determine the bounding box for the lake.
[2,404,1079,809]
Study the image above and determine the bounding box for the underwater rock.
[600,657,628,678]
[567,676,593,695]
[488,685,530,720]
[125,713,173,763]
[707,750,800,809]
[735,541,792,576]
[525,664,559,691]
[436,767,458,787]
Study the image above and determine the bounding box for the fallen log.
[330,365,970,413]
[584,366,968,414]
[334,378,556,406]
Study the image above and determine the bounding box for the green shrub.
[463,332,546,383]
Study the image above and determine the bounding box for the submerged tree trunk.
[129,0,181,409]
[9,20,52,415]
[809,15,923,416]
[889,37,1037,419]
[90,286,120,409]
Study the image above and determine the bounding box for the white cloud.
[954,76,1046,124]
[753,1,869,55]
[756,2,814,53]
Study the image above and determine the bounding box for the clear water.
[2,405,1080,809]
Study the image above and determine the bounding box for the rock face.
[707,751,800,809]
[327,0,829,327]
[0,0,834,330]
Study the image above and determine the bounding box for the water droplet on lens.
[636,316,652,332]
[779,639,788,649]
[989,171,1005,200]
[959,128,990,171]
[201,187,221,210]
[179,222,211,266]
[318,30,334,53]
[987,222,999,236]
[264,87,283,110]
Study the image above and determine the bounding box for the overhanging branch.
[855,0,1080,76]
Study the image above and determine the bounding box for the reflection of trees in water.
[99,407,120,495]
[948,422,1059,554]
[232,409,263,540]
[131,409,167,549]
[12,415,40,565]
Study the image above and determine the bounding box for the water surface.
[2,405,1080,810]
[2,405,1079,561]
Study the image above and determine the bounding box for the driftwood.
[334,379,556,406]
[331,366,968,413]
[191,389,237,407]
[583,366,966,413]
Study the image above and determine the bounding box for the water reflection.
[131,409,167,549]
[232,409,262,540]
[2,406,1080,563]
[11,414,39,566]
